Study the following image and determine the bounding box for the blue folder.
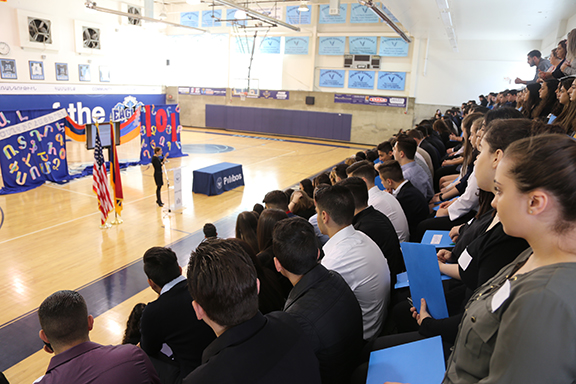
[400,242,449,319]
[421,230,455,248]
[394,271,451,290]
[366,336,446,384]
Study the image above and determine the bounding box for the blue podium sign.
[193,162,244,196]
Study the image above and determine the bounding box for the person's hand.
[449,224,463,242]
[561,61,571,71]
[437,249,452,263]
[291,190,303,203]
[410,298,431,326]
[430,193,442,204]
[514,77,524,84]
[439,200,453,209]
[436,207,449,217]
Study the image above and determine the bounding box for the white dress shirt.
[322,225,391,340]
[368,186,410,242]
[448,170,480,221]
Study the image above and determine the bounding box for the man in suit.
[141,247,216,384]
[338,177,405,286]
[377,160,429,242]
[184,238,321,384]
[273,217,364,384]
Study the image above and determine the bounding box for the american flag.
[92,126,114,225]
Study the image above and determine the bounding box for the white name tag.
[458,249,473,271]
[491,279,511,313]
[431,234,443,245]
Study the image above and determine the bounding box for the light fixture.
[435,0,458,52]
[298,3,309,12]
[84,0,207,32]
[234,9,247,19]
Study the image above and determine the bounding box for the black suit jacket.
[140,280,216,379]
[183,312,321,384]
[395,181,429,240]
[420,140,441,171]
[352,206,405,284]
[284,264,364,384]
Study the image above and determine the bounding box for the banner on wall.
[202,10,222,27]
[181,12,199,27]
[335,94,407,108]
[377,72,406,91]
[139,104,186,165]
[0,109,70,194]
[319,70,346,88]
[259,37,281,54]
[348,71,375,89]
[350,3,380,23]
[379,38,409,57]
[318,37,346,55]
[349,36,378,55]
[284,37,309,55]
[319,4,347,24]
[286,5,311,24]
[231,90,290,99]
[178,87,227,96]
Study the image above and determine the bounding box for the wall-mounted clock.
[0,42,10,56]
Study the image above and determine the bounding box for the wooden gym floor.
[0,127,371,383]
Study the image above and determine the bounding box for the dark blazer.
[352,206,405,284]
[395,181,429,239]
[152,156,164,186]
[183,312,321,384]
[420,140,441,171]
[140,280,216,380]
[284,264,364,384]
[426,134,446,158]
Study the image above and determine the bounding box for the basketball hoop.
[240,92,247,101]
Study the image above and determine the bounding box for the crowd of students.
[27,28,576,384]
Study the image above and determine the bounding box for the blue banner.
[349,36,378,54]
[350,3,380,23]
[377,72,406,91]
[259,37,281,54]
[0,109,70,194]
[318,37,346,55]
[379,38,409,57]
[284,37,309,55]
[180,12,199,28]
[202,10,222,27]
[286,5,311,24]
[319,4,347,24]
[226,9,246,26]
[0,59,17,80]
[380,4,399,22]
[348,70,375,89]
[259,90,290,100]
[234,37,254,53]
[140,105,186,165]
[319,70,345,88]
[0,94,165,125]
[335,94,407,108]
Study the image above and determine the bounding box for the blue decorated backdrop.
[0,109,70,194]
[139,104,186,165]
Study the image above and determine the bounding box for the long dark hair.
[257,209,288,252]
[235,211,259,254]
[532,79,559,120]
[522,83,541,118]
[122,303,146,345]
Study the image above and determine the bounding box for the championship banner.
[0,109,70,194]
[139,104,186,165]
